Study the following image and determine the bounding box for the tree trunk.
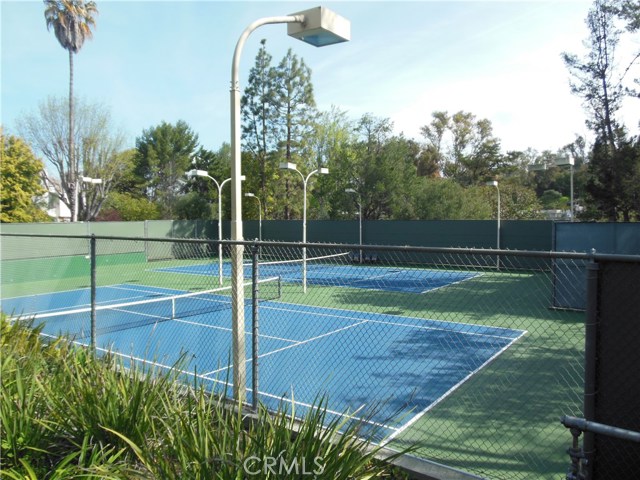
[69,49,77,222]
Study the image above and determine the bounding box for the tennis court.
[156,256,481,294]
[4,281,525,441]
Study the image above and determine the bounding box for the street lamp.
[345,188,362,263]
[527,163,547,172]
[244,193,262,241]
[82,176,102,185]
[186,169,244,286]
[279,162,329,293]
[81,176,102,222]
[555,156,575,222]
[229,7,350,402]
[486,180,500,269]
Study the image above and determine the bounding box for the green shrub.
[0,315,412,479]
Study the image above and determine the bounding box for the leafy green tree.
[18,97,126,221]
[420,111,502,186]
[448,112,502,185]
[614,0,640,31]
[174,192,210,220]
[420,110,449,175]
[44,0,97,221]
[134,120,199,218]
[414,179,491,220]
[1,131,50,223]
[97,192,161,221]
[485,182,542,220]
[304,107,358,221]
[348,116,420,220]
[183,144,233,221]
[540,190,570,210]
[585,135,640,220]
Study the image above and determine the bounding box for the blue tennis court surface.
[4,284,525,441]
[156,261,480,293]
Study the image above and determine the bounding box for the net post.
[90,234,97,353]
[251,240,260,411]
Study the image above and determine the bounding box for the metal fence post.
[584,251,600,479]
[251,241,260,411]
[90,234,97,353]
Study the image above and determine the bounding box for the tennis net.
[249,252,351,279]
[18,276,281,339]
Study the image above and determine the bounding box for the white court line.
[381,329,529,445]
[1,282,134,301]
[171,317,298,345]
[38,330,402,434]
[261,303,370,324]
[419,272,483,294]
[37,313,527,442]
[202,319,370,377]
[3,283,184,316]
[244,388,399,432]
[148,265,218,278]
[367,318,523,341]
[261,299,523,334]
[108,283,184,296]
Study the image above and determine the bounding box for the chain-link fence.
[561,258,640,480]
[2,233,638,480]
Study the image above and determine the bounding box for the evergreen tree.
[241,39,278,193]
[134,120,199,218]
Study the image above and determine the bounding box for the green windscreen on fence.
[553,222,640,310]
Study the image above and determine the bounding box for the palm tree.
[44,0,98,221]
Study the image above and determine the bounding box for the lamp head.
[345,188,356,194]
[527,164,547,172]
[279,162,297,171]
[319,167,329,175]
[287,7,351,47]
[555,156,575,166]
[244,192,255,198]
[82,176,102,184]
[186,169,208,178]
[486,180,498,187]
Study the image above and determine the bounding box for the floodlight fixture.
[82,176,102,184]
[287,7,350,47]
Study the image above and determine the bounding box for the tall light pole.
[244,193,262,241]
[229,7,350,402]
[556,156,575,221]
[486,180,500,269]
[345,188,362,263]
[280,162,329,292]
[186,169,244,286]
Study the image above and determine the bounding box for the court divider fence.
[1,232,639,480]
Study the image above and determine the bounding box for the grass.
[1,315,412,479]
[1,251,585,479]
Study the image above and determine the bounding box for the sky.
[2,0,636,155]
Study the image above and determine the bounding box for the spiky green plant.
[1,315,414,479]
